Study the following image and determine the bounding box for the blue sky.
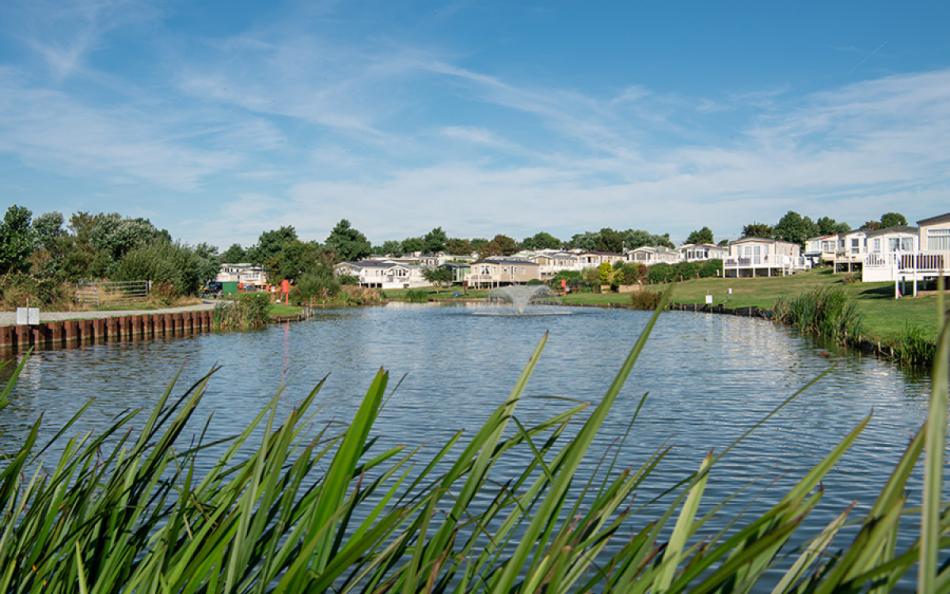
[1,0,949,248]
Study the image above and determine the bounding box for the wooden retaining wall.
[0,310,215,354]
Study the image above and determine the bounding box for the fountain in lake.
[488,285,554,314]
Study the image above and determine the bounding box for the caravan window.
[928,229,950,251]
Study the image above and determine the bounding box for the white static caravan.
[625,246,681,266]
[860,213,950,296]
[723,238,807,278]
[861,227,919,282]
[679,243,727,263]
[833,230,868,272]
[804,234,838,266]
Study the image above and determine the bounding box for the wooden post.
[50,322,64,348]
[164,314,175,335]
[94,318,105,341]
[32,325,47,349]
[80,320,92,342]
[107,317,117,341]
[0,326,13,351]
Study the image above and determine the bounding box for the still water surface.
[0,304,934,588]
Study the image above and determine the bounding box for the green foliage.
[620,262,647,285]
[893,324,938,368]
[0,204,35,274]
[376,240,404,256]
[89,213,168,263]
[880,212,908,228]
[32,211,65,251]
[445,237,473,255]
[423,266,454,287]
[569,227,674,252]
[112,241,212,296]
[478,234,519,258]
[291,267,341,303]
[212,293,271,330]
[648,262,675,284]
[0,272,71,308]
[405,288,429,302]
[741,222,774,239]
[645,260,721,285]
[423,227,448,253]
[249,226,298,265]
[773,210,819,246]
[400,236,425,254]
[597,262,613,284]
[268,240,327,282]
[773,286,864,345]
[2,296,947,592]
[816,216,851,235]
[861,220,883,231]
[630,288,664,309]
[548,270,596,292]
[220,243,248,263]
[685,226,714,245]
[521,231,563,250]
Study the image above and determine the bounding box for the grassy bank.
[564,269,941,343]
[1,296,948,592]
[268,302,304,318]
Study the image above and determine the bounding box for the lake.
[0,303,934,589]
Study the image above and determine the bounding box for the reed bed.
[773,286,864,346]
[1,289,948,593]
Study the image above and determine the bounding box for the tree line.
[0,201,912,306]
[739,211,908,247]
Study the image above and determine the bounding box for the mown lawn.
[268,303,304,318]
[652,269,941,342]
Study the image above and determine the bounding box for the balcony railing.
[863,252,947,273]
[723,255,807,269]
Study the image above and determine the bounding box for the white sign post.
[15,308,40,325]
[705,294,713,305]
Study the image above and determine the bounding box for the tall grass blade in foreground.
[0,292,947,592]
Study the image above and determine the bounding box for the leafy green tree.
[445,238,473,255]
[479,234,519,258]
[90,213,167,262]
[377,240,403,256]
[292,267,340,303]
[422,227,448,253]
[113,242,207,296]
[521,231,562,250]
[598,262,613,285]
[33,212,65,250]
[816,216,851,235]
[773,211,819,246]
[250,226,298,265]
[619,229,674,250]
[400,237,425,255]
[880,212,908,228]
[423,266,454,288]
[193,243,221,287]
[0,205,35,274]
[860,220,882,231]
[325,219,371,262]
[469,238,489,254]
[686,227,714,245]
[620,262,646,285]
[221,243,248,263]
[741,222,773,239]
[267,241,327,282]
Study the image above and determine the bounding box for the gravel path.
[0,302,217,326]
